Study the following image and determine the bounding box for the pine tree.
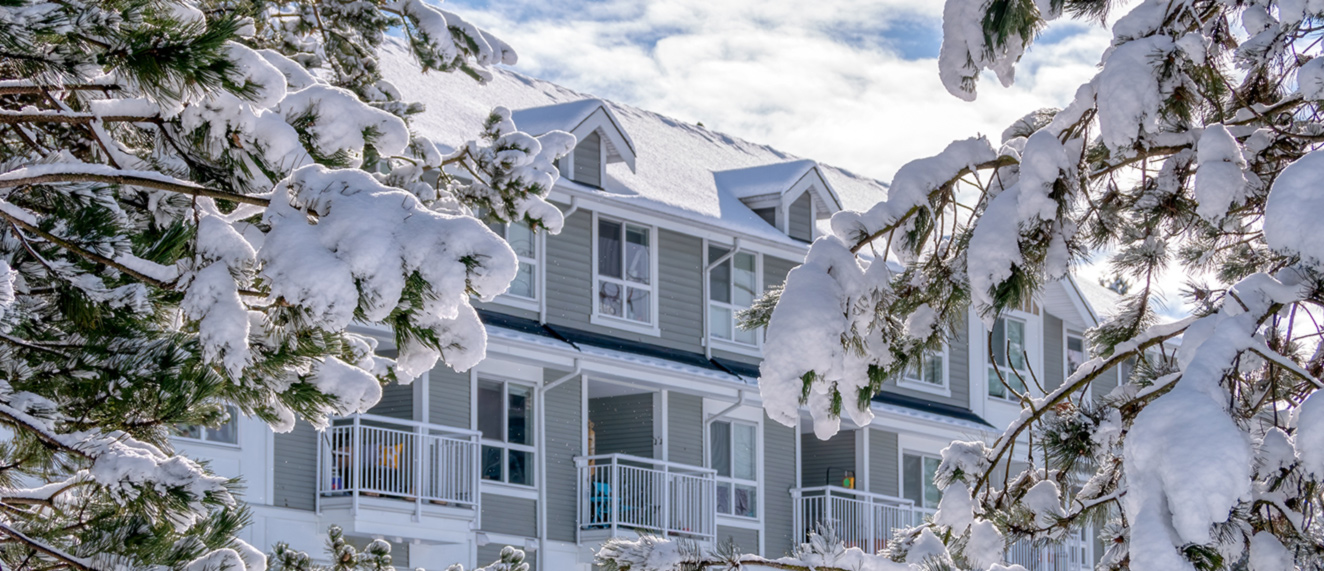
[604,0,1324,569]
[0,1,569,569]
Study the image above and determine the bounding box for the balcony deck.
[576,453,716,543]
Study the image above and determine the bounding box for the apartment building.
[171,40,1121,571]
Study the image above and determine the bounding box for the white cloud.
[446,0,1112,181]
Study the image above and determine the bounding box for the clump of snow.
[1248,531,1293,571]
[934,481,974,531]
[939,0,1026,101]
[1266,150,1324,267]
[967,182,1023,321]
[278,85,410,165]
[966,520,1006,570]
[1295,389,1324,479]
[1015,130,1071,222]
[905,528,952,566]
[1094,35,1174,152]
[1021,480,1066,528]
[1193,124,1249,222]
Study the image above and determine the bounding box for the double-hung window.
[478,380,535,486]
[596,218,653,324]
[1066,332,1086,378]
[708,246,758,346]
[902,452,942,512]
[903,347,946,390]
[988,316,1029,399]
[488,220,538,300]
[172,405,238,445]
[710,420,757,518]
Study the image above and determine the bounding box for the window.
[708,246,758,346]
[903,347,946,389]
[902,452,941,510]
[172,406,238,445]
[595,218,653,324]
[1066,333,1086,378]
[487,220,538,300]
[988,316,1029,399]
[478,380,535,486]
[710,421,757,518]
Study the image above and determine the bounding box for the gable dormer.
[510,99,636,189]
[713,159,842,242]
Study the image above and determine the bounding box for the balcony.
[316,414,481,542]
[576,454,716,543]
[792,486,929,553]
[1006,533,1093,571]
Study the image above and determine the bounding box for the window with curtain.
[903,347,946,388]
[710,420,757,518]
[708,246,758,345]
[487,219,538,300]
[596,218,653,324]
[478,380,535,486]
[988,316,1029,399]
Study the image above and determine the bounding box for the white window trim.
[492,222,543,313]
[590,211,661,336]
[897,345,950,397]
[710,419,761,520]
[899,449,942,511]
[986,312,1035,402]
[477,378,538,488]
[706,242,762,355]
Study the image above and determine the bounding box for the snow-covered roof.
[379,39,888,246]
[510,98,637,170]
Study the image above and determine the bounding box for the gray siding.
[869,429,899,497]
[273,421,317,511]
[668,392,704,467]
[473,299,539,322]
[754,207,778,229]
[543,208,706,354]
[477,543,536,570]
[763,256,798,291]
[369,380,412,420]
[429,365,470,429]
[764,413,797,558]
[481,493,538,537]
[801,430,855,487]
[572,131,602,187]
[1093,361,1125,400]
[878,315,971,409]
[589,394,654,458]
[717,526,760,555]
[788,191,813,242]
[1044,313,1065,391]
[545,370,583,542]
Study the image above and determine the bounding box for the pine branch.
[0,522,99,571]
[0,170,271,206]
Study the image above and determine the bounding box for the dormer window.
[511,99,637,190]
[713,159,842,242]
[571,131,603,187]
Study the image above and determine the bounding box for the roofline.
[570,102,636,158]
[795,165,843,211]
[1062,274,1101,327]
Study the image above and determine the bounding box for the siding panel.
[764,413,797,558]
[1044,313,1065,391]
[481,493,538,537]
[800,431,855,487]
[589,394,654,458]
[572,131,602,187]
[430,365,470,429]
[369,380,412,420]
[869,429,899,497]
[658,230,704,353]
[273,421,317,511]
[788,191,812,242]
[717,526,760,555]
[668,392,704,467]
[545,370,583,542]
[544,206,593,327]
[763,256,798,292]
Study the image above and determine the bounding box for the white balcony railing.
[316,414,481,514]
[792,486,930,553]
[1006,530,1094,571]
[576,453,716,542]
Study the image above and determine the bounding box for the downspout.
[704,391,747,428]
[701,238,741,360]
[536,358,581,571]
[540,197,578,325]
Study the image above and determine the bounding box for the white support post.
[351,416,361,516]
[414,424,424,521]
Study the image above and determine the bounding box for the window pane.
[991,319,1007,367]
[710,305,732,340]
[733,424,756,481]
[482,445,503,481]
[598,281,623,317]
[733,253,756,307]
[206,411,238,444]
[709,247,731,304]
[625,225,650,284]
[1007,319,1026,370]
[734,485,757,517]
[508,449,531,485]
[734,321,757,345]
[1067,335,1085,376]
[716,482,731,514]
[509,262,535,298]
[924,354,944,386]
[988,366,1007,398]
[508,385,531,445]
[598,220,622,279]
[626,287,651,322]
[903,454,922,505]
[710,422,731,477]
[508,221,535,259]
[923,457,942,509]
[172,424,203,440]
[478,381,504,441]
